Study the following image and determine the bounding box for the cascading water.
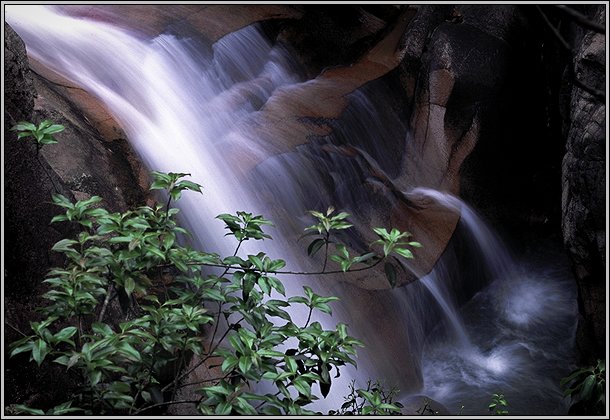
[6,5,579,415]
[406,188,578,415]
[5,5,369,411]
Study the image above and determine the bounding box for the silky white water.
[6,5,579,415]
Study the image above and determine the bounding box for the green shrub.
[8,121,421,415]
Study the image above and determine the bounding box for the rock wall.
[561,5,606,363]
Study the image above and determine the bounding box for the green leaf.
[221,355,238,372]
[146,246,166,260]
[234,397,258,415]
[266,276,285,295]
[307,238,326,257]
[378,403,401,412]
[215,401,232,415]
[373,227,389,239]
[149,180,167,190]
[394,247,413,259]
[67,354,80,369]
[11,405,45,415]
[580,375,596,400]
[258,276,270,296]
[41,124,65,135]
[32,339,48,366]
[292,377,311,399]
[54,326,77,343]
[123,277,136,296]
[248,254,264,271]
[11,121,37,131]
[384,262,397,288]
[89,370,103,386]
[118,341,141,362]
[176,180,203,193]
[50,214,69,224]
[10,342,34,358]
[203,384,232,396]
[51,239,78,253]
[257,349,285,358]
[201,288,225,302]
[288,296,308,305]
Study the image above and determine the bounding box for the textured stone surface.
[4,23,77,296]
[4,23,34,121]
[400,14,513,195]
[561,5,606,363]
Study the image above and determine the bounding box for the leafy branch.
[9,122,421,415]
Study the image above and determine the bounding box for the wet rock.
[4,23,77,296]
[561,5,606,363]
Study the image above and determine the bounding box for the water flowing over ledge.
[6,5,580,414]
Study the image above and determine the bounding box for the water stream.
[6,5,578,415]
[407,189,578,415]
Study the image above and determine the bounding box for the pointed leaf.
[384,262,397,288]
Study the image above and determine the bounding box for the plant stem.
[255,391,281,410]
[322,232,330,272]
[165,196,172,220]
[165,256,382,276]
[161,316,243,393]
[174,373,238,390]
[35,154,61,194]
[132,399,199,415]
[303,307,313,329]
[97,284,115,323]
[5,321,27,337]
[170,338,188,401]
[77,315,84,349]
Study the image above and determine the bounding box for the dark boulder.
[561,5,606,364]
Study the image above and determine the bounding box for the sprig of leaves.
[217,211,273,242]
[150,171,202,202]
[488,393,509,415]
[11,120,65,149]
[561,360,605,415]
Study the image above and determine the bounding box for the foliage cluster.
[8,121,420,415]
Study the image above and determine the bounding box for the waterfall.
[404,188,578,415]
[6,5,578,415]
[5,5,369,411]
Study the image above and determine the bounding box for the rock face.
[561,5,606,363]
[4,23,78,297]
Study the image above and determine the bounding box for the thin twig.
[537,6,606,101]
[5,321,28,337]
[536,6,571,50]
[36,155,62,194]
[162,257,382,276]
[255,391,281,410]
[161,316,244,393]
[170,339,188,401]
[303,307,313,329]
[97,284,115,323]
[322,232,330,272]
[174,373,238,390]
[132,399,199,415]
[554,5,606,33]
